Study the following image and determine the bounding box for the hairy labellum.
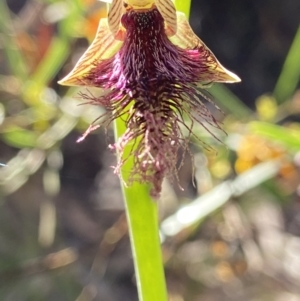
[59,5,240,198]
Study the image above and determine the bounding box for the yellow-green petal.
[58,18,122,87]
[170,12,241,83]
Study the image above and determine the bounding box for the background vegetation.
[0,0,300,300]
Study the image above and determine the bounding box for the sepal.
[58,18,123,86]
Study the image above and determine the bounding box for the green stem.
[114,119,167,301]
[175,0,192,18]
[113,1,192,300]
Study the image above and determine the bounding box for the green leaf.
[210,84,252,118]
[2,127,38,148]
[250,121,300,150]
[0,0,28,80]
[274,26,300,103]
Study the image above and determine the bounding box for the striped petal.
[58,18,123,86]
[126,0,154,9]
[155,0,177,35]
[108,0,123,36]
[170,12,241,83]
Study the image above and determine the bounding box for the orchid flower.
[58,0,241,198]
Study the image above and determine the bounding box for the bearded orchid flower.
[58,0,240,198]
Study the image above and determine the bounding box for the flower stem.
[113,1,192,300]
[175,0,192,19]
[114,118,168,301]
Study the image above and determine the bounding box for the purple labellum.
[59,6,240,198]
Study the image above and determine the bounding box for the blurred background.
[0,0,300,300]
